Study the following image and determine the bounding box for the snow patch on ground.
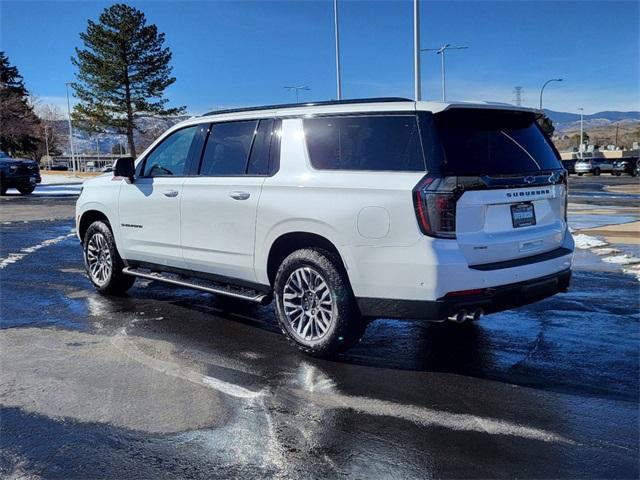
[572,232,639,281]
[600,254,640,266]
[573,234,607,249]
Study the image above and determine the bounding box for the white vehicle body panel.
[181,176,265,282]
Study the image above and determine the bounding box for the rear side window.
[200,120,257,176]
[303,115,425,172]
[143,126,198,177]
[428,109,562,175]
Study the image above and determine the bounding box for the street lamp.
[539,78,563,110]
[65,82,76,173]
[284,85,310,103]
[421,44,468,102]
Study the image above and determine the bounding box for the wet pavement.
[1,176,639,479]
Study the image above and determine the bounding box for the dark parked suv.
[0,151,41,195]
[612,158,639,176]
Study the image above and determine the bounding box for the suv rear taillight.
[413,176,458,239]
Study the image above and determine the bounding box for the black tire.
[577,173,583,176]
[274,248,367,357]
[17,184,35,195]
[83,221,135,294]
[0,175,6,195]
[593,167,601,176]
[614,172,621,176]
[632,170,638,177]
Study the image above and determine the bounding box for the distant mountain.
[544,109,640,124]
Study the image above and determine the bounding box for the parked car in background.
[574,158,614,176]
[50,164,69,171]
[612,158,639,176]
[0,151,41,195]
[77,98,573,357]
[562,159,577,174]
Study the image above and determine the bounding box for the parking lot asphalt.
[1,175,638,479]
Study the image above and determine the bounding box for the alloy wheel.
[86,232,112,286]
[282,267,335,342]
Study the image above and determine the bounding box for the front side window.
[143,126,198,177]
[303,115,425,172]
[199,120,257,176]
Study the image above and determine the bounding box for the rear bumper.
[357,268,571,320]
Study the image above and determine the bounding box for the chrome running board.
[122,267,270,304]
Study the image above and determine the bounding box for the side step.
[122,267,271,304]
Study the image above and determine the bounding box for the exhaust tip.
[466,308,484,322]
[448,309,467,323]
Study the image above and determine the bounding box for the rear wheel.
[83,221,135,294]
[0,175,6,195]
[577,173,583,176]
[614,172,622,176]
[274,248,367,358]
[593,167,601,176]
[17,184,35,195]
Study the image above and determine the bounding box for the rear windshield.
[303,115,425,172]
[423,109,562,175]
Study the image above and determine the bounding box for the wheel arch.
[265,231,347,287]
[78,209,112,243]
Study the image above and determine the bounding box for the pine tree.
[0,52,41,158]
[71,4,185,157]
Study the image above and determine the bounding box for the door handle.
[163,189,179,198]
[229,191,250,200]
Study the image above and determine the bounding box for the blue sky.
[1,0,638,115]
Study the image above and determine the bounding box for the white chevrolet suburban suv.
[76,98,574,357]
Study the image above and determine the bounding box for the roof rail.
[202,97,413,117]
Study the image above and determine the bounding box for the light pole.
[43,124,51,169]
[421,44,468,102]
[539,78,563,110]
[65,82,76,173]
[333,0,342,100]
[413,0,421,101]
[578,107,584,158]
[284,85,310,103]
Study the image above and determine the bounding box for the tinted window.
[304,115,425,171]
[247,119,274,175]
[427,110,562,175]
[143,126,198,177]
[200,120,257,176]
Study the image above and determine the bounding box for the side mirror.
[114,156,135,183]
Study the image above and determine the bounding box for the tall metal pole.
[539,78,563,110]
[43,124,50,168]
[440,49,446,102]
[413,0,421,101]
[333,0,342,100]
[65,82,76,173]
[579,107,584,158]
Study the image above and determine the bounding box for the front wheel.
[614,172,622,176]
[17,184,35,195]
[577,173,584,176]
[83,221,135,294]
[593,168,601,176]
[274,248,367,358]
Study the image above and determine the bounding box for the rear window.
[303,115,425,172]
[425,109,562,175]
